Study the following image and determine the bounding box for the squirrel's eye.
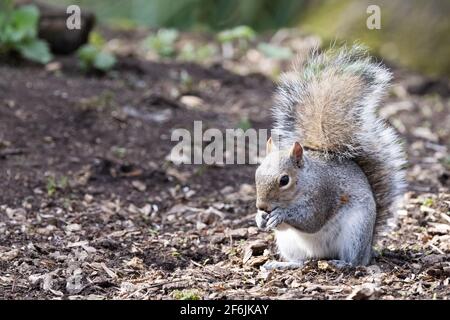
[279,175,290,187]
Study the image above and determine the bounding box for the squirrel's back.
[272,44,406,239]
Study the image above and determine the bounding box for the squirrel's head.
[255,138,304,212]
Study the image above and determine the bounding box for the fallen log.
[15,0,95,54]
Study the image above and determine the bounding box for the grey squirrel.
[254,45,406,269]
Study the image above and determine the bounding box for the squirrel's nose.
[256,201,270,212]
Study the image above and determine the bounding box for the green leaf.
[93,51,116,71]
[217,26,256,43]
[195,44,217,60]
[77,44,98,63]
[157,29,179,44]
[0,0,13,33]
[179,43,217,62]
[144,29,179,58]
[178,43,195,61]
[238,117,252,131]
[0,0,14,13]
[89,31,106,48]
[257,43,293,60]
[0,4,54,64]
[17,39,52,64]
[10,5,40,42]
[77,44,116,72]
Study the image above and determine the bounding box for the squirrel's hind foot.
[327,259,354,269]
[261,260,355,271]
[261,260,304,271]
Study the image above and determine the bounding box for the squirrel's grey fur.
[255,45,406,269]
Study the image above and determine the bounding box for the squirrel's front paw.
[265,208,284,231]
[255,210,268,230]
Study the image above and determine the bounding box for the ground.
[0,30,449,300]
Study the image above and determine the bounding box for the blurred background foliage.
[44,0,449,77]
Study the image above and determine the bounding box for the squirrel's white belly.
[274,222,340,262]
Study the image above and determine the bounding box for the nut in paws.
[265,208,284,230]
[255,210,268,230]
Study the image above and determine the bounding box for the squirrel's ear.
[266,137,273,155]
[290,142,303,165]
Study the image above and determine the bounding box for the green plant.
[171,250,181,257]
[178,69,194,92]
[148,228,159,236]
[80,90,116,111]
[46,176,57,197]
[257,42,293,60]
[422,198,434,207]
[143,29,179,58]
[46,175,68,197]
[0,2,52,64]
[111,146,126,158]
[178,43,217,62]
[77,32,116,72]
[217,25,256,57]
[440,156,450,169]
[238,117,252,131]
[217,25,255,43]
[172,289,200,300]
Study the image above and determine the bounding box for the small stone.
[180,95,204,108]
[226,228,248,239]
[199,209,219,225]
[140,204,152,216]
[210,234,226,244]
[427,222,450,235]
[125,257,144,270]
[84,194,94,203]
[220,186,234,195]
[196,221,207,230]
[36,225,57,236]
[247,226,259,236]
[132,180,147,192]
[5,100,15,108]
[412,127,438,142]
[65,224,81,232]
[248,256,269,267]
[347,284,380,300]
[6,208,27,221]
[317,260,330,270]
[239,183,255,196]
[120,281,139,293]
[0,248,19,262]
[45,62,62,72]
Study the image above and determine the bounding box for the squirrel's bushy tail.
[272,44,406,237]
